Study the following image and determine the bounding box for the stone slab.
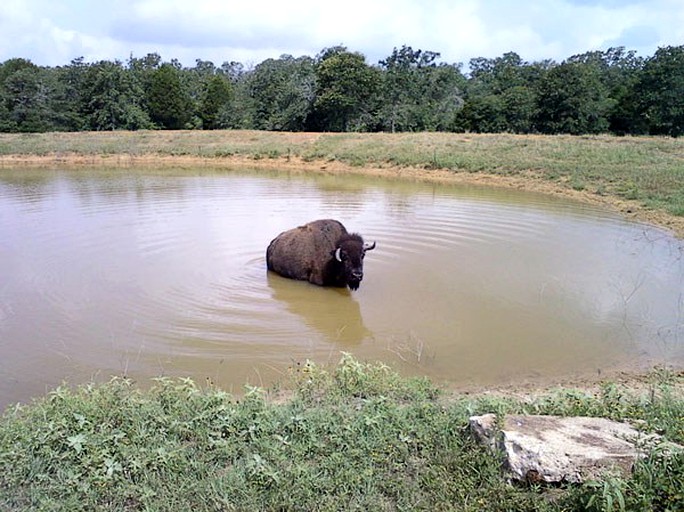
[469,413,679,483]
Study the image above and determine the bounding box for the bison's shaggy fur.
[266,219,375,290]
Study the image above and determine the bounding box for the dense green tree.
[128,53,162,73]
[627,45,684,137]
[199,74,233,129]
[469,52,525,91]
[0,89,11,132]
[419,63,466,131]
[500,85,537,133]
[192,59,218,79]
[126,53,162,122]
[203,61,251,129]
[220,61,248,83]
[247,55,315,131]
[0,59,76,132]
[1,44,684,136]
[0,59,54,132]
[80,60,152,130]
[377,46,465,132]
[535,61,612,134]
[52,58,89,131]
[567,47,643,93]
[458,94,507,133]
[567,47,644,134]
[145,63,192,129]
[311,47,380,131]
[460,53,546,133]
[0,59,38,131]
[378,46,437,132]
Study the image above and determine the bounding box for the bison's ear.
[363,241,376,252]
[333,247,344,262]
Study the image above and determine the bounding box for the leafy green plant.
[1,357,682,511]
[580,475,628,512]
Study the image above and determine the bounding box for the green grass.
[1,131,684,217]
[2,355,683,511]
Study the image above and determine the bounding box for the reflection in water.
[267,272,371,345]
[1,167,683,409]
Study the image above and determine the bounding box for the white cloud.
[0,0,682,67]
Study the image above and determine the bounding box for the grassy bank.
[1,131,684,235]
[1,355,683,511]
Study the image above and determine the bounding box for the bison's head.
[332,234,376,291]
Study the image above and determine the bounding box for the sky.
[1,0,683,69]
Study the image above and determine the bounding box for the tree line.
[1,44,683,136]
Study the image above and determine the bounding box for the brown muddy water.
[1,167,683,409]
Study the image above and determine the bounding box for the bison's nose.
[352,271,363,281]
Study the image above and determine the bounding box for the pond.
[1,167,683,408]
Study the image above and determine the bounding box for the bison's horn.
[334,247,343,262]
[363,241,376,251]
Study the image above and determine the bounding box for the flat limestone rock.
[469,413,679,483]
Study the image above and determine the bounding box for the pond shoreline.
[2,149,684,396]
[2,356,682,510]
[2,151,684,239]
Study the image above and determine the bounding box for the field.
[2,131,684,510]
[1,356,683,511]
[1,130,683,237]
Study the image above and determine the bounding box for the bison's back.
[266,219,347,285]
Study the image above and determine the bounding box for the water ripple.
[1,168,683,409]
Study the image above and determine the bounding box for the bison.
[266,219,376,291]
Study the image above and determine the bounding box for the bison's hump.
[298,219,346,233]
